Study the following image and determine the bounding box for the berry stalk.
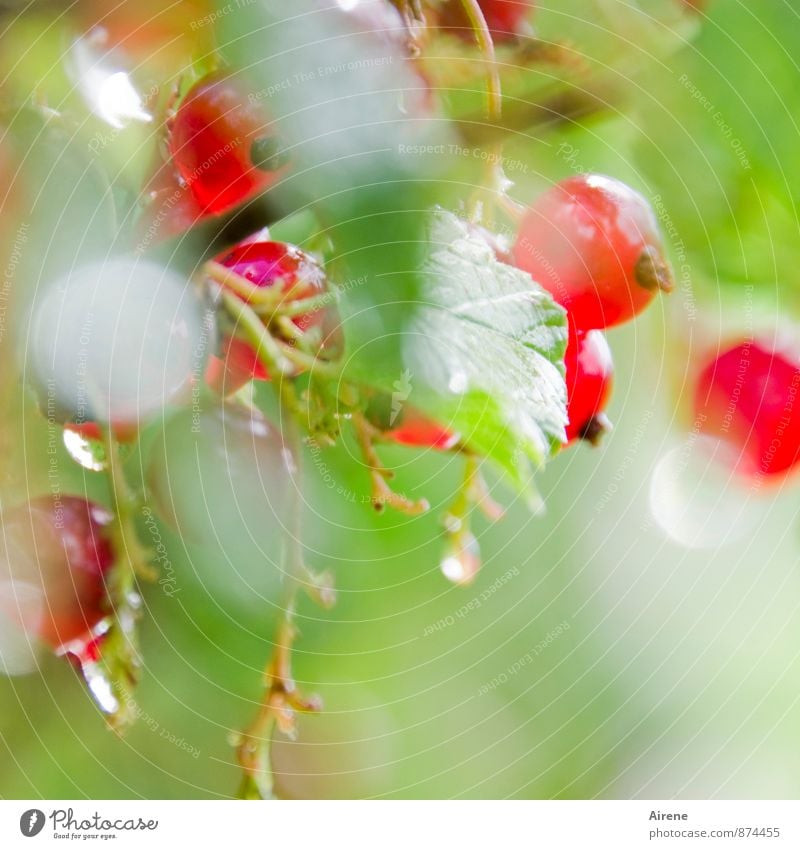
[456,1,509,229]
[353,410,430,515]
[234,398,331,800]
[440,453,503,585]
[212,260,430,512]
[458,0,502,123]
[82,428,155,731]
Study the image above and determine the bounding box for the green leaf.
[391,210,567,502]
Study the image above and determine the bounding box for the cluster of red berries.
[1,0,735,801]
[8,79,342,660]
[5,0,677,666]
[204,235,342,395]
[382,173,672,449]
[514,173,672,445]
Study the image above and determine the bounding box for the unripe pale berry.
[146,404,295,606]
[29,257,214,428]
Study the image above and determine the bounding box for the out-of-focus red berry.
[694,340,800,479]
[387,410,460,450]
[0,496,115,649]
[136,149,209,246]
[170,71,287,216]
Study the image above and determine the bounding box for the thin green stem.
[459,0,502,123]
[352,410,430,515]
[92,427,155,730]
[259,293,337,320]
[103,431,154,584]
[459,0,508,223]
[235,387,321,800]
[206,262,333,314]
[274,316,307,345]
[220,289,294,378]
[206,261,267,302]
[276,340,342,381]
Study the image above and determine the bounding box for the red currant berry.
[564,326,614,444]
[366,396,459,450]
[206,238,342,391]
[694,340,800,479]
[65,421,138,444]
[218,239,329,331]
[0,496,115,648]
[512,174,673,331]
[137,152,209,245]
[205,335,269,397]
[170,71,288,216]
[388,409,460,451]
[440,0,535,43]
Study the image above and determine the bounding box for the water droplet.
[448,370,468,394]
[440,529,481,585]
[68,36,152,128]
[63,426,107,471]
[86,668,120,715]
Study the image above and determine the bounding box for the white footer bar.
[1,800,798,848]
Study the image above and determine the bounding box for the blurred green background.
[3,0,800,799]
